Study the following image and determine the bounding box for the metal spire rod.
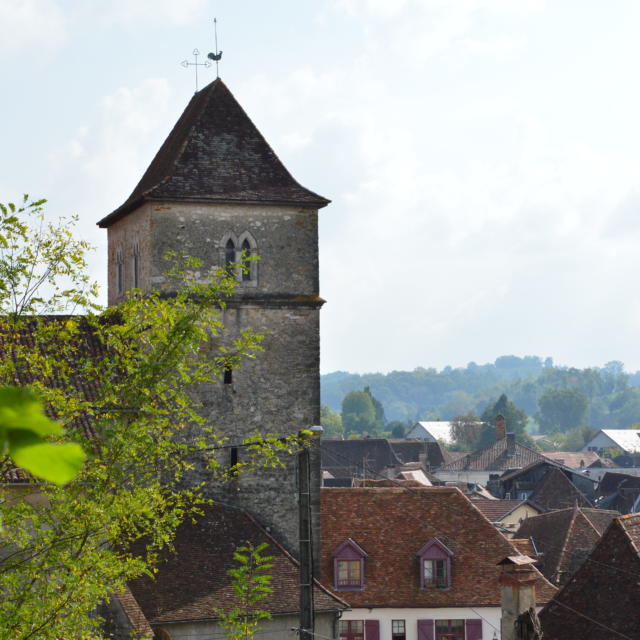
[208,17,223,78]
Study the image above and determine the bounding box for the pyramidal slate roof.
[98,78,329,228]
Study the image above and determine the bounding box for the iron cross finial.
[181,48,211,93]
[207,17,223,79]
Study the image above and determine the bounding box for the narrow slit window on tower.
[132,242,140,288]
[223,366,233,385]
[241,238,251,281]
[229,446,239,477]
[116,246,124,294]
[225,238,236,276]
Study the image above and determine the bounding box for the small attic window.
[332,538,367,590]
[417,538,453,589]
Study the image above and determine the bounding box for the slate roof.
[98,79,329,228]
[320,486,556,608]
[597,471,640,495]
[539,513,640,639]
[438,437,545,471]
[320,439,403,478]
[516,506,619,586]
[388,438,452,468]
[541,451,603,469]
[472,499,542,523]
[530,467,592,510]
[127,503,346,624]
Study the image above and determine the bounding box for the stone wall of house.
[153,612,337,640]
[106,201,323,556]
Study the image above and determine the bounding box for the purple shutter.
[465,618,483,640]
[417,619,434,640]
[365,620,379,640]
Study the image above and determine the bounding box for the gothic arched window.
[225,238,236,275]
[241,238,252,282]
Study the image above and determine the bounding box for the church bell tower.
[97,78,328,554]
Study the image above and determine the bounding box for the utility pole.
[298,425,323,640]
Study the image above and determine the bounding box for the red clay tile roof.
[516,507,619,586]
[530,467,592,510]
[127,503,346,624]
[541,451,602,468]
[113,587,154,638]
[539,513,640,639]
[472,499,541,523]
[98,79,329,228]
[320,486,556,608]
[439,438,544,471]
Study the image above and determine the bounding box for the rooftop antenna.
[208,17,223,78]
[181,48,211,93]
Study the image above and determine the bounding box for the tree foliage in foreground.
[0,196,288,639]
[215,542,273,640]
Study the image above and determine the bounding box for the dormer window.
[332,538,367,590]
[417,538,453,589]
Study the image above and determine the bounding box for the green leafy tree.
[215,542,273,640]
[477,394,528,448]
[0,385,84,484]
[341,390,376,436]
[320,405,343,438]
[537,388,589,433]
[0,197,292,640]
[449,412,482,451]
[363,386,386,428]
[388,420,407,438]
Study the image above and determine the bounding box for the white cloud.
[81,0,208,27]
[46,77,173,302]
[0,0,67,55]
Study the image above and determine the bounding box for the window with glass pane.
[340,620,364,640]
[435,620,464,640]
[424,559,447,587]
[392,619,406,640]
[337,559,361,587]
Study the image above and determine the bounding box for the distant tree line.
[321,356,640,443]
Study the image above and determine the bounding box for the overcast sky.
[3,0,640,374]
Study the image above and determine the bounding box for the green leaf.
[8,430,85,484]
[0,386,62,437]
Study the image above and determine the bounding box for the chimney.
[498,556,539,640]
[507,432,516,456]
[496,414,506,441]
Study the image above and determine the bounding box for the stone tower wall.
[106,200,323,555]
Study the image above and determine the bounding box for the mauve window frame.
[332,538,368,591]
[417,538,454,590]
